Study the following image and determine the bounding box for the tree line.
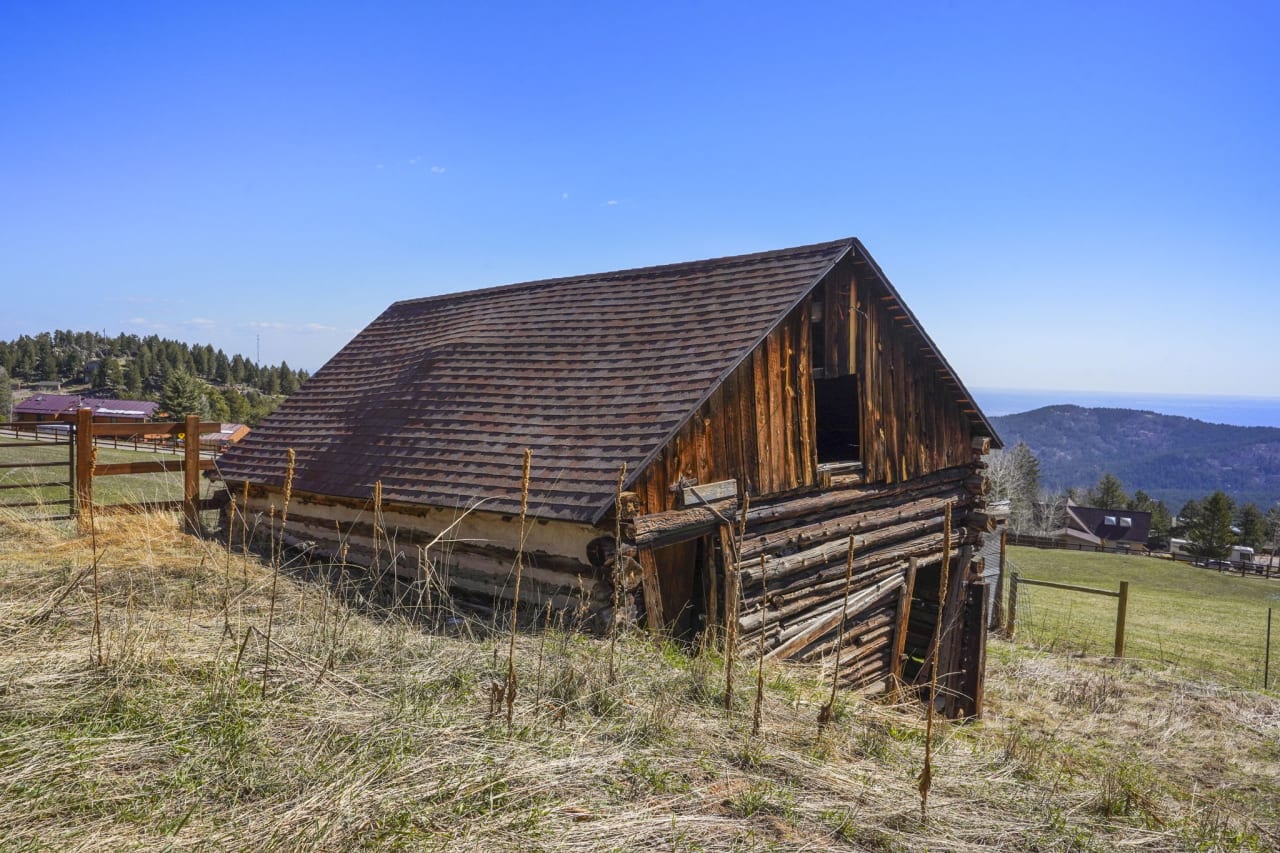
[985,441,1279,556]
[0,331,311,426]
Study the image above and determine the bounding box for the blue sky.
[2,1,1276,398]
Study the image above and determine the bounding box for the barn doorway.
[650,535,714,640]
[813,373,861,462]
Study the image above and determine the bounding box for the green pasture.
[1005,545,1279,689]
[0,434,217,515]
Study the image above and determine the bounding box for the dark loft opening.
[814,374,860,462]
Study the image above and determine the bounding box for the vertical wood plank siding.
[632,300,818,513]
[632,257,974,513]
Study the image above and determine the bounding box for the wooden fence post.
[992,528,1007,631]
[1113,581,1129,658]
[1264,607,1271,691]
[183,414,200,532]
[1006,572,1019,639]
[75,407,93,526]
[67,426,77,517]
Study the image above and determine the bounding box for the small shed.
[198,423,251,452]
[215,238,1001,714]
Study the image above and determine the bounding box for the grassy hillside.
[0,513,1277,851]
[1005,546,1280,689]
[990,405,1280,508]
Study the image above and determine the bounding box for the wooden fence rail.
[1008,572,1130,658]
[74,409,221,530]
[0,423,75,515]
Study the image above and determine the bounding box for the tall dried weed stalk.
[918,501,953,821]
[88,446,104,667]
[724,494,748,711]
[819,535,855,730]
[752,553,767,736]
[261,448,295,696]
[609,462,626,684]
[505,448,532,728]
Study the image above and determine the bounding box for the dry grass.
[1,510,1277,851]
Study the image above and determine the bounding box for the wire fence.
[995,551,1277,691]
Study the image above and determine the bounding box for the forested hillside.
[0,331,309,425]
[991,405,1280,509]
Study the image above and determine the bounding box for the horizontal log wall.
[231,484,613,618]
[732,464,987,691]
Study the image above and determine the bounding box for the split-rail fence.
[0,409,221,528]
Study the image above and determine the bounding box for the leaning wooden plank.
[637,547,665,632]
[890,557,920,682]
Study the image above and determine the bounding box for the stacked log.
[726,467,986,688]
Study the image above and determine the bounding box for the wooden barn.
[214,237,1001,715]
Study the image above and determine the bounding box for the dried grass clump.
[0,509,1277,852]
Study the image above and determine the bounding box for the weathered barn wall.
[234,484,612,615]
[630,300,817,510]
[630,251,978,514]
[849,254,976,485]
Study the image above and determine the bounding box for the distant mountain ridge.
[989,405,1280,510]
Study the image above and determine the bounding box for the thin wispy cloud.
[244,321,338,335]
[108,295,183,306]
[125,317,170,331]
[183,317,216,329]
[430,165,446,174]
[605,199,619,206]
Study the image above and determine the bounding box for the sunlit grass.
[1006,546,1280,688]
[0,434,216,513]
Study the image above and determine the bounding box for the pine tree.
[123,360,143,397]
[1187,491,1236,561]
[1236,504,1268,550]
[160,371,209,418]
[0,367,12,421]
[1086,473,1127,509]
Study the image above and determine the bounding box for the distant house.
[11,395,158,426]
[80,398,159,424]
[216,237,1002,715]
[1052,501,1151,550]
[13,394,83,423]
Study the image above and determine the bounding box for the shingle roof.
[83,398,159,419]
[215,238,995,523]
[14,394,82,416]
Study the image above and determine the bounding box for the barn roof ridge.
[388,237,858,310]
